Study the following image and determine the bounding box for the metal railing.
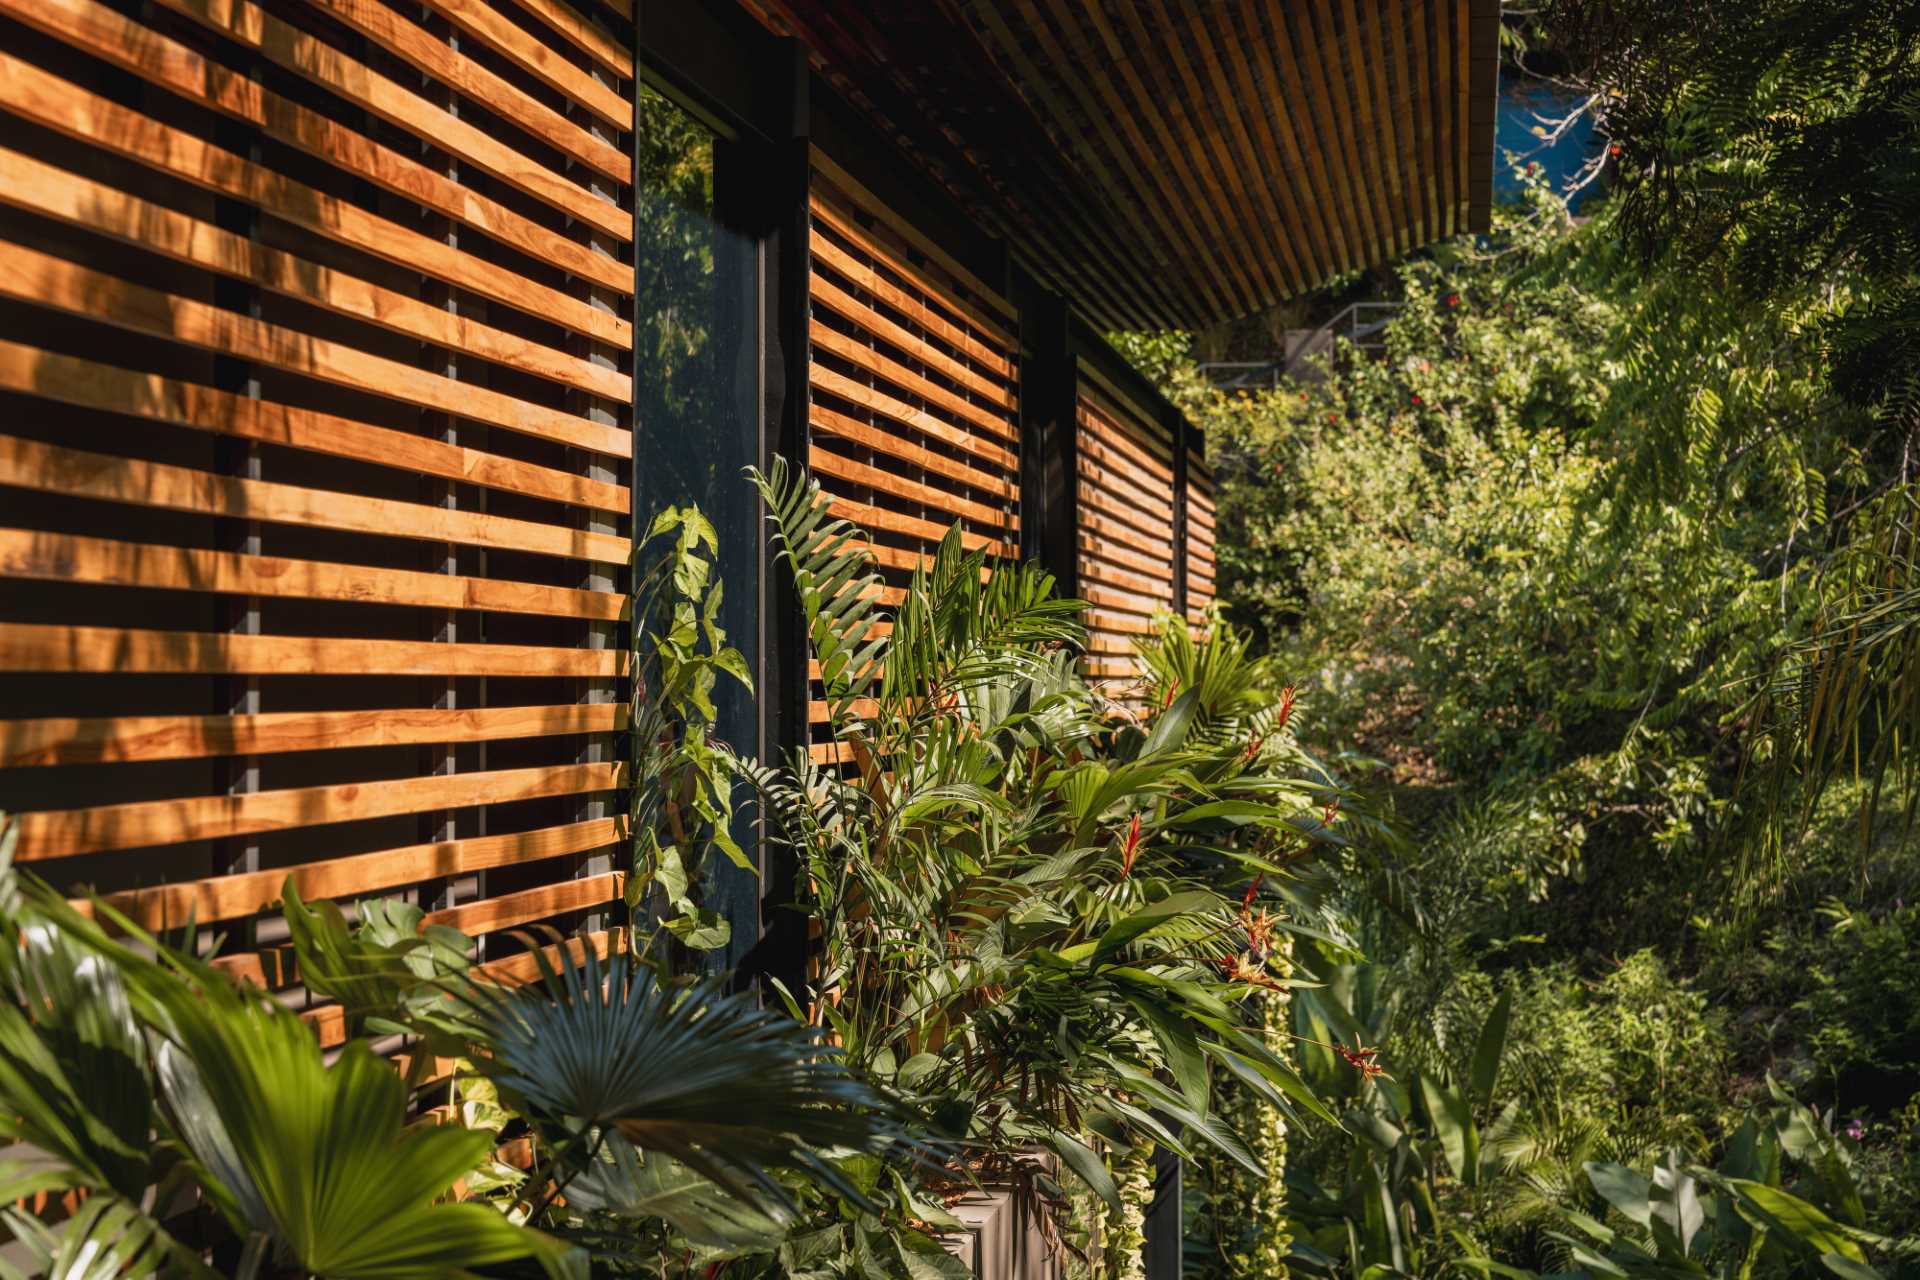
[1197,300,1404,389]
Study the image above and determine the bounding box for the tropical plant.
[628,503,755,957]
[731,460,1396,1274]
[0,814,918,1277]
[1456,1084,1920,1280]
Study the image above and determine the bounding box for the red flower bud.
[1120,813,1142,877]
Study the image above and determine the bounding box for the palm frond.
[747,459,889,727]
[449,940,916,1216]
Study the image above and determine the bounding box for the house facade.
[0,0,1494,1262]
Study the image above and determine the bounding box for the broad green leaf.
[1125,994,1209,1113]
[1820,1253,1885,1280]
[1585,1161,1654,1229]
[1420,1073,1480,1187]
[1046,1131,1121,1214]
[1093,890,1219,960]
[1470,988,1512,1107]
[1726,1178,1866,1264]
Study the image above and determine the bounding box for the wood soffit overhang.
[737,0,1500,331]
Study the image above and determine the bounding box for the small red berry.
[1446,294,1459,307]
[1609,144,1621,157]
[1411,394,1421,405]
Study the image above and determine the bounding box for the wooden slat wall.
[0,0,634,1039]
[806,148,1021,745]
[1186,447,1218,630]
[1076,372,1177,685]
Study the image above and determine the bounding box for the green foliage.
[0,813,913,1279]
[734,462,1392,1276]
[629,504,755,956]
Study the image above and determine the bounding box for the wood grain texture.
[15,762,621,859]
[2,704,623,769]
[0,245,630,459]
[810,405,1016,500]
[0,51,630,344]
[426,872,623,934]
[0,0,634,1053]
[307,0,626,182]
[0,528,625,623]
[808,221,1013,376]
[0,149,626,401]
[0,0,632,297]
[150,0,629,241]
[810,366,1016,472]
[75,820,620,929]
[0,624,626,678]
[415,0,628,128]
[811,150,1017,325]
[0,435,630,565]
[0,343,625,515]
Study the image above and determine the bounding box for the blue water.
[1495,83,1603,210]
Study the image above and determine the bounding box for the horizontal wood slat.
[152,0,629,241]
[810,366,1017,473]
[426,871,622,935]
[0,245,630,459]
[1077,387,1177,685]
[0,344,626,515]
[415,0,628,128]
[0,0,633,298]
[808,224,1012,376]
[0,149,626,402]
[0,625,626,678]
[1187,447,1218,624]
[308,0,627,183]
[15,762,621,859]
[0,436,630,565]
[806,159,1020,736]
[0,0,633,1061]
[810,405,1016,501]
[0,50,631,344]
[77,819,621,930]
[0,528,626,622]
[3,704,623,769]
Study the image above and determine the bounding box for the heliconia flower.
[1161,677,1182,709]
[1323,797,1341,827]
[1276,685,1297,733]
[1335,1042,1391,1081]
[1222,951,1283,990]
[1241,873,1265,909]
[1119,813,1142,877]
[1244,732,1266,760]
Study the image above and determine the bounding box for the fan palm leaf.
[124,940,549,1278]
[447,940,915,1216]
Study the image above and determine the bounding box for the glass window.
[633,82,766,971]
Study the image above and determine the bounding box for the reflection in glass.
[633,83,764,972]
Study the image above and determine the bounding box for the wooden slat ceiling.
[740,0,1500,331]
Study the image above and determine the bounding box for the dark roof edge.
[1066,313,1199,445]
